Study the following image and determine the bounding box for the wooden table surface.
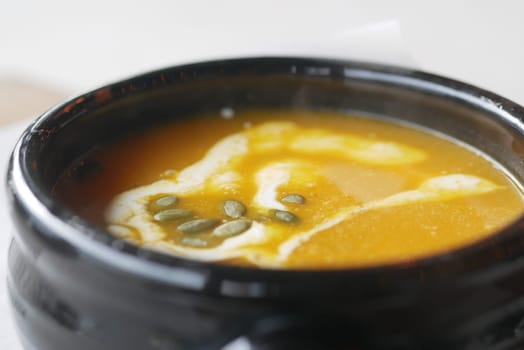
[0,79,66,126]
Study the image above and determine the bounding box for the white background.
[1,0,524,104]
[1,1,524,349]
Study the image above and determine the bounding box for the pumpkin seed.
[181,237,208,247]
[153,208,193,221]
[155,195,178,207]
[271,209,299,223]
[281,194,305,205]
[213,219,252,237]
[223,200,246,218]
[178,218,221,234]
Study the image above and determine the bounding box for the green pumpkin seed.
[213,219,252,237]
[271,209,299,223]
[281,194,305,205]
[153,208,193,221]
[223,200,246,218]
[181,237,208,247]
[177,218,221,234]
[155,195,178,207]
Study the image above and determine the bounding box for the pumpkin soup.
[54,110,524,268]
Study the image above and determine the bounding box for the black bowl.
[7,57,524,350]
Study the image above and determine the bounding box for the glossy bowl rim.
[8,56,524,294]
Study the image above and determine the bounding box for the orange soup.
[54,110,524,269]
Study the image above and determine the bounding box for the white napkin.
[225,19,416,68]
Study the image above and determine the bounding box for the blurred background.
[1,0,523,123]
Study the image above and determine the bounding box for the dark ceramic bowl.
[7,57,524,350]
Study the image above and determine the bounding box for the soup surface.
[54,110,524,269]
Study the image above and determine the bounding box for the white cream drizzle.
[104,121,500,268]
[276,174,500,264]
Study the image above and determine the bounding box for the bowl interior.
[15,57,524,278]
